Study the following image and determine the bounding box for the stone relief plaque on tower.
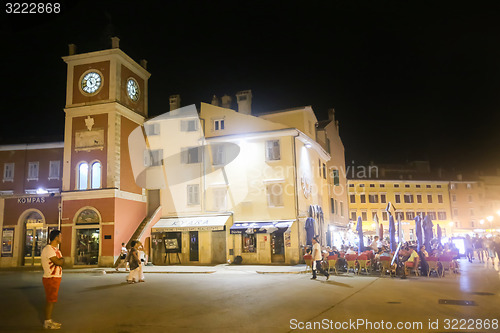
[75,129,105,151]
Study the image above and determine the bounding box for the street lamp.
[497,210,500,216]
[487,216,493,222]
[480,219,485,225]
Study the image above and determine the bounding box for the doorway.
[23,211,46,266]
[189,231,199,261]
[75,228,100,265]
[271,231,285,262]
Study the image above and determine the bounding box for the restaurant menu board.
[164,238,180,253]
[1,228,14,257]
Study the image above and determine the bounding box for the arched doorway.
[21,210,46,266]
[74,208,101,266]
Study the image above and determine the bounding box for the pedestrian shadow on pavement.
[320,281,353,288]
[81,282,130,292]
[14,285,45,325]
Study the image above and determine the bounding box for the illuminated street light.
[497,210,500,216]
[448,222,454,227]
[487,216,493,222]
[480,219,485,225]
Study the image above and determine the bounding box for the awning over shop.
[152,215,230,232]
[230,221,294,234]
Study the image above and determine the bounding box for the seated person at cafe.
[375,246,392,260]
[346,247,358,255]
[420,245,429,257]
[369,236,380,252]
[404,247,419,263]
[418,247,429,276]
[329,247,340,257]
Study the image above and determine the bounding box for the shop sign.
[17,197,46,204]
[1,228,14,257]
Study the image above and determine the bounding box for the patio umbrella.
[423,215,434,251]
[415,215,423,252]
[379,223,383,241]
[397,214,404,243]
[305,217,315,246]
[437,224,442,245]
[374,214,380,239]
[389,214,396,252]
[319,207,324,245]
[357,216,364,252]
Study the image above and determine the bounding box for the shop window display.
[242,233,256,253]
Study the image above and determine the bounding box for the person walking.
[126,241,141,284]
[41,229,64,329]
[115,242,129,271]
[311,236,329,280]
[137,241,146,282]
[465,235,474,263]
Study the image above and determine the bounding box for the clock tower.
[60,37,151,266]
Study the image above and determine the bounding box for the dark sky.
[2,0,500,173]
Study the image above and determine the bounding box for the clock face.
[81,72,102,94]
[127,78,140,101]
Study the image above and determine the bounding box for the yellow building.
[348,179,453,241]
[145,93,340,265]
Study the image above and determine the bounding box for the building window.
[242,233,256,253]
[27,162,39,181]
[470,208,474,216]
[405,184,410,188]
[453,209,458,217]
[144,123,160,135]
[396,212,405,221]
[438,212,447,220]
[466,183,472,189]
[213,188,227,211]
[265,140,280,161]
[382,211,388,221]
[372,211,377,220]
[187,184,200,205]
[359,184,365,187]
[406,211,415,220]
[450,183,456,190]
[380,184,385,188]
[322,163,326,179]
[326,138,331,153]
[369,184,375,188]
[349,184,354,188]
[452,194,457,202]
[350,194,356,204]
[181,119,198,132]
[416,195,422,203]
[214,119,225,131]
[395,194,401,204]
[471,221,475,228]
[404,194,414,203]
[350,211,356,221]
[91,162,101,189]
[455,221,459,228]
[211,145,225,165]
[330,198,335,214]
[181,147,201,164]
[468,195,473,203]
[394,184,399,188]
[78,162,88,190]
[144,149,163,166]
[436,185,442,188]
[49,161,60,180]
[427,194,433,203]
[266,183,284,207]
[332,169,339,186]
[340,202,344,217]
[437,194,443,203]
[416,184,421,188]
[380,194,386,203]
[426,185,431,188]
[3,163,14,182]
[427,211,437,220]
[361,211,367,221]
[368,194,378,203]
[360,195,366,203]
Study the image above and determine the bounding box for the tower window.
[27,162,39,181]
[91,162,101,189]
[78,162,89,190]
[77,161,102,190]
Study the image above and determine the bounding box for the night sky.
[2,1,500,174]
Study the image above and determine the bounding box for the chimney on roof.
[457,174,463,181]
[211,95,220,106]
[111,36,120,49]
[68,44,76,55]
[437,167,443,179]
[236,90,252,115]
[169,95,181,111]
[328,108,335,122]
[140,59,148,70]
[335,120,339,133]
[221,94,232,109]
